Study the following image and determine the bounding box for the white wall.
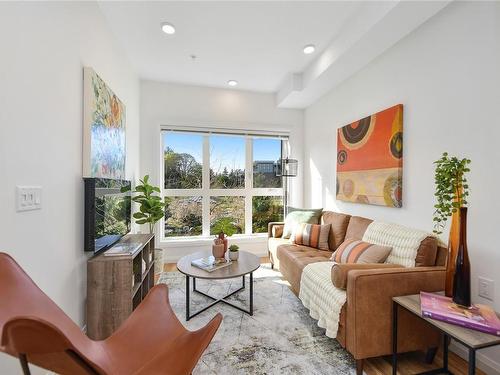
[140,80,303,261]
[304,1,500,373]
[0,2,140,373]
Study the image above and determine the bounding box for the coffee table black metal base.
[185,273,253,321]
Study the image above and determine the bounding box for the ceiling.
[99,1,450,108]
[98,1,360,92]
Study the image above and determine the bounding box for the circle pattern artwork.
[337,150,347,165]
[343,179,355,198]
[339,115,376,150]
[384,175,402,208]
[390,131,403,159]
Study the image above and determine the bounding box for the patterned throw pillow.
[282,208,323,239]
[331,239,392,264]
[292,223,330,250]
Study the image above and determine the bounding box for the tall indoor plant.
[131,175,165,234]
[433,152,471,306]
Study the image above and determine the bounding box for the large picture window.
[161,130,285,239]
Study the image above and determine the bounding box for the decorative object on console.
[130,175,166,234]
[83,67,126,179]
[331,239,392,264]
[432,152,471,303]
[228,244,239,261]
[292,223,330,250]
[336,104,403,208]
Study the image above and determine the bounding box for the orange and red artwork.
[336,104,403,208]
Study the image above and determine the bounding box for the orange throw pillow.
[292,223,330,250]
[332,239,392,264]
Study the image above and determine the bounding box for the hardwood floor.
[161,259,481,375]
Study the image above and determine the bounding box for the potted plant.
[131,175,165,234]
[433,152,471,306]
[130,175,165,274]
[228,244,239,261]
[212,217,239,253]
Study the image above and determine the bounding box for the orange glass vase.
[445,207,461,297]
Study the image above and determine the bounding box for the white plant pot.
[229,251,239,261]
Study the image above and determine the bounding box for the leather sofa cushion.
[321,211,351,251]
[344,216,373,240]
[331,263,404,289]
[415,236,438,267]
[276,244,332,293]
[272,225,284,238]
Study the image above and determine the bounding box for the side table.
[392,294,500,375]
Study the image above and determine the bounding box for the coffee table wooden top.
[177,251,260,280]
[394,294,500,349]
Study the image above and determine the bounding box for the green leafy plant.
[211,217,238,237]
[433,152,471,235]
[131,175,165,234]
[229,244,239,252]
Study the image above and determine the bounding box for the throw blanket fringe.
[363,221,433,268]
[299,262,346,339]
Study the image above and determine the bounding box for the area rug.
[158,263,355,374]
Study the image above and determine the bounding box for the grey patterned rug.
[158,263,355,374]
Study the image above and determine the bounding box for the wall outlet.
[16,186,42,211]
[478,277,494,301]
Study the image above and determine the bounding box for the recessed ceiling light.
[161,22,176,35]
[227,80,238,87]
[303,44,315,54]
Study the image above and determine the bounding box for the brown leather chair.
[0,252,222,375]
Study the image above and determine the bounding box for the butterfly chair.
[0,252,222,375]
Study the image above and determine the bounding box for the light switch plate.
[478,277,494,301]
[16,186,42,211]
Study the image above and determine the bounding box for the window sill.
[159,234,268,248]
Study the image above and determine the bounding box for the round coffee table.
[177,251,260,320]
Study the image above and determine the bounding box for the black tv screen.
[84,178,131,253]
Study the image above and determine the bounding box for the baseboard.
[450,341,500,375]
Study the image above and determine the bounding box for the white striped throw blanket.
[362,221,433,267]
[299,220,434,339]
[299,262,346,338]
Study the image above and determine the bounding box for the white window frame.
[160,129,287,241]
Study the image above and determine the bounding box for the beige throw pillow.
[331,239,392,264]
[292,223,330,250]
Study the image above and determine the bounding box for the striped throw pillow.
[292,223,330,250]
[331,239,392,264]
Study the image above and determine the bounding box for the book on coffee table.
[191,256,232,272]
[420,292,500,336]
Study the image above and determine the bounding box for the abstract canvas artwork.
[336,104,403,208]
[83,67,126,179]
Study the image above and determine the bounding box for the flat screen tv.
[84,178,131,253]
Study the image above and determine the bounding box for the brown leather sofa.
[268,211,446,375]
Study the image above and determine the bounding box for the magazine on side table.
[191,256,232,272]
[420,291,500,336]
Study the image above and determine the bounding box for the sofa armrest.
[268,222,285,238]
[345,266,445,359]
[332,263,404,290]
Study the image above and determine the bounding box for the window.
[162,130,285,239]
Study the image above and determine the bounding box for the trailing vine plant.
[433,152,471,235]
